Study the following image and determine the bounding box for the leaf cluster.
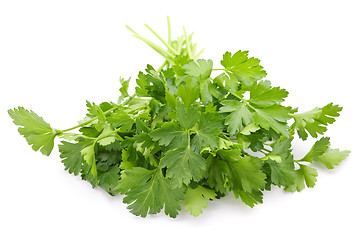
[8,18,350,218]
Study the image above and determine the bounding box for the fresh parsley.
[8,17,350,218]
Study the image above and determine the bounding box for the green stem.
[191,43,197,54]
[167,16,171,44]
[157,60,168,72]
[187,130,191,146]
[194,48,205,60]
[188,32,194,41]
[183,26,193,59]
[126,25,175,59]
[144,24,179,55]
[231,91,245,101]
[121,93,136,105]
[212,69,226,71]
[129,105,148,114]
[81,135,97,140]
[59,94,135,133]
[96,128,122,142]
[244,101,257,111]
[58,132,96,140]
[59,106,117,133]
[177,36,184,52]
[134,34,175,60]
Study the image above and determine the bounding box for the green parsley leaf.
[315,149,350,169]
[81,144,97,179]
[182,59,218,103]
[98,165,120,194]
[149,122,188,149]
[301,137,350,169]
[219,150,266,193]
[184,185,216,217]
[177,84,200,110]
[8,107,57,156]
[236,190,263,208]
[191,112,223,152]
[58,141,84,176]
[117,167,184,218]
[221,50,266,87]
[135,65,166,102]
[214,72,239,92]
[249,80,288,107]
[292,103,342,140]
[205,155,228,194]
[301,137,331,163]
[239,123,260,135]
[97,125,117,146]
[264,138,295,187]
[284,164,318,192]
[175,102,200,130]
[265,155,295,187]
[182,59,213,80]
[252,105,293,137]
[220,100,252,134]
[160,146,206,187]
[107,111,134,131]
[118,77,130,103]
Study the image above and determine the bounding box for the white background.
[1,0,359,239]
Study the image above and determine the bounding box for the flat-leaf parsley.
[9,17,350,218]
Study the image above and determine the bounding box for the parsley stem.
[231,91,245,101]
[58,106,118,133]
[157,60,168,72]
[59,94,136,134]
[176,37,184,52]
[194,48,205,60]
[96,128,122,142]
[81,135,96,140]
[187,130,191,146]
[244,101,256,111]
[144,24,179,55]
[167,16,171,44]
[57,132,96,140]
[126,25,176,60]
[212,69,226,71]
[188,32,194,41]
[183,26,193,59]
[192,43,197,54]
[129,105,148,114]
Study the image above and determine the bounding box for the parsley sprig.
[8,17,350,218]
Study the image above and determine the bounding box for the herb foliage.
[8,17,350,218]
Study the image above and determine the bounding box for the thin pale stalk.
[157,60,168,72]
[59,94,136,133]
[194,48,205,60]
[126,25,175,58]
[167,16,171,44]
[177,36,184,52]
[183,26,193,59]
[144,24,179,55]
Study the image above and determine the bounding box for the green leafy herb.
[8,17,350,218]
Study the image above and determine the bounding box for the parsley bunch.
[8,17,350,218]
